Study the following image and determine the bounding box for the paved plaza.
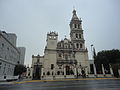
[0,78,120,90]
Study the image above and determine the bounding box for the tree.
[94,49,120,77]
[14,64,26,76]
[95,49,120,64]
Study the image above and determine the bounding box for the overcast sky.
[0,0,120,66]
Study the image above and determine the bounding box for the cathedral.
[32,9,90,80]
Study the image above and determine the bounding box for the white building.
[0,31,25,78]
[32,9,90,80]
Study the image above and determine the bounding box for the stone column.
[93,64,97,76]
[79,68,82,75]
[26,67,29,77]
[85,67,88,76]
[41,68,44,76]
[64,67,66,76]
[74,67,77,76]
[109,64,113,75]
[30,67,33,77]
[102,64,105,76]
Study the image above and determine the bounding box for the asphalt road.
[0,79,120,90]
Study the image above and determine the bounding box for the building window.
[75,24,77,28]
[59,53,61,57]
[37,59,40,63]
[57,71,60,75]
[47,71,50,75]
[80,44,82,48]
[79,34,81,38]
[7,47,9,51]
[51,64,54,69]
[78,24,80,29]
[76,43,79,48]
[2,43,4,47]
[52,72,54,75]
[76,34,78,38]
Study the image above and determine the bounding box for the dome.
[57,38,73,49]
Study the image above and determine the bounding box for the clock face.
[49,36,57,39]
[53,36,56,39]
[49,36,52,39]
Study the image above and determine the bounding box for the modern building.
[17,47,26,65]
[32,9,90,80]
[0,31,25,78]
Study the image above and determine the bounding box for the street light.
[91,44,94,60]
[91,44,96,60]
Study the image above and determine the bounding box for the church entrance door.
[66,66,70,75]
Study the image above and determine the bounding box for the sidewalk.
[1,78,120,85]
[0,81,16,85]
[0,78,32,85]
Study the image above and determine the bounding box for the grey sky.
[0,0,120,66]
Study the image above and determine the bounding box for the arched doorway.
[81,70,86,78]
[33,65,42,80]
[66,66,70,75]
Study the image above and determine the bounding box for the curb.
[14,78,120,84]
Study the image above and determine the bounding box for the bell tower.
[46,31,58,50]
[70,9,85,50]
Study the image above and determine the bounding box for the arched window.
[57,71,60,75]
[37,59,40,63]
[52,72,54,75]
[76,34,78,38]
[62,72,64,75]
[43,72,45,75]
[80,44,82,48]
[75,24,77,28]
[59,53,61,57]
[2,43,4,47]
[51,64,54,69]
[47,71,50,75]
[78,24,80,29]
[76,43,79,48]
[79,34,81,38]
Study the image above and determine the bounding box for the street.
[0,79,120,90]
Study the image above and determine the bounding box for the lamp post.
[91,44,94,60]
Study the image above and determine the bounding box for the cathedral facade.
[32,9,90,80]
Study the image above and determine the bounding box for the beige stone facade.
[32,9,90,80]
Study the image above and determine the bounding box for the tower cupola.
[72,9,79,20]
[70,9,82,30]
[69,9,85,50]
